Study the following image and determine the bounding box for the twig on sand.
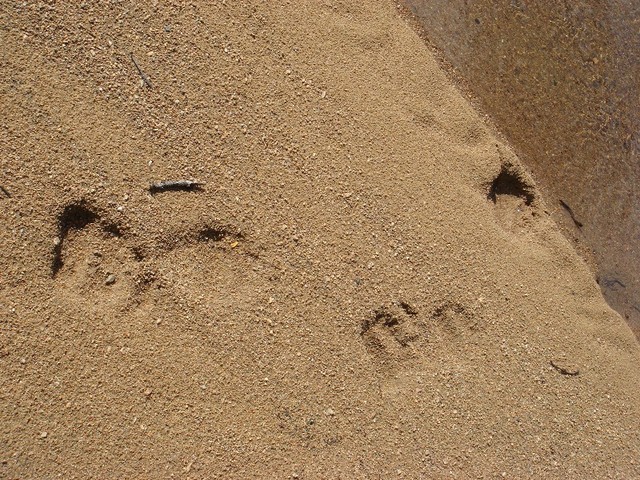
[130,53,152,89]
[550,360,580,376]
[0,186,10,198]
[149,180,203,194]
[559,199,583,228]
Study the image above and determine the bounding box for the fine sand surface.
[1,1,640,478]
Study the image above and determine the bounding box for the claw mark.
[398,300,418,316]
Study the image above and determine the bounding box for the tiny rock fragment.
[53,237,61,247]
[230,241,239,248]
[40,432,48,439]
[105,274,116,285]
[324,408,336,417]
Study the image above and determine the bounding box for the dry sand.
[1,1,640,478]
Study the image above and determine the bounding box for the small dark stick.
[130,53,152,89]
[600,277,626,289]
[559,199,583,228]
[149,180,202,194]
[0,186,10,198]
[550,360,580,376]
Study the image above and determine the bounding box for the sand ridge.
[1,1,639,478]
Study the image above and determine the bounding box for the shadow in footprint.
[51,201,121,277]
[487,161,538,233]
[50,200,140,314]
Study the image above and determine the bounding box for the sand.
[1,1,639,478]
[401,0,640,339]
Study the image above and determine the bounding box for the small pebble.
[324,408,336,417]
[105,274,116,285]
[40,432,47,439]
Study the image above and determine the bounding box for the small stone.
[40,432,47,438]
[105,274,116,285]
[144,389,153,397]
[53,237,61,247]
[324,408,335,417]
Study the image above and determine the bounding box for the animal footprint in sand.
[361,302,425,367]
[430,301,478,340]
[50,201,140,309]
[487,157,539,234]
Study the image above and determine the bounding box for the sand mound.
[1,1,639,478]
